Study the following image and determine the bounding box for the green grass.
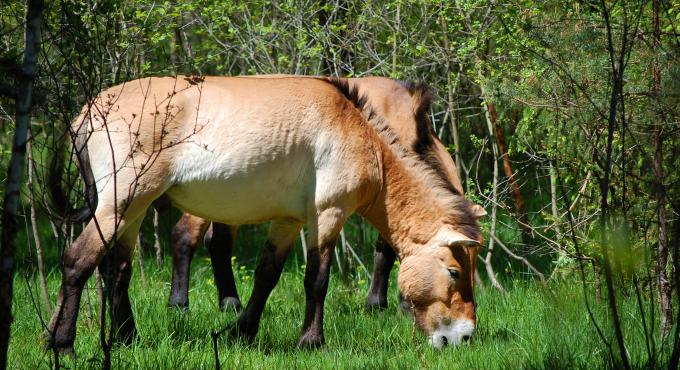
[8,255,672,369]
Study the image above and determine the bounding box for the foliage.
[1,0,679,367]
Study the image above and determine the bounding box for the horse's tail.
[47,117,97,223]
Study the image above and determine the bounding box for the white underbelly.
[166,143,313,225]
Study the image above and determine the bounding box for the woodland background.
[0,0,679,368]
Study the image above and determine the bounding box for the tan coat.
[48,76,482,352]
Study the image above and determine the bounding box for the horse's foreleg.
[206,223,241,311]
[365,237,396,310]
[231,220,299,341]
[298,207,346,348]
[168,214,209,309]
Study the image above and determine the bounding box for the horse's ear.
[470,204,487,220]
[438,230,480,247]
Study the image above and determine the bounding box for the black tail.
[47,117,97,223]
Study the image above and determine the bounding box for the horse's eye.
[448,268,460,280]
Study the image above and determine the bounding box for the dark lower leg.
[47,244,98,353]
[298,244,334,348]
[365,238,396,310]
[99,249,136,344]
[168,222,199,308]
[232,241,289,340]
[207,223,241,311]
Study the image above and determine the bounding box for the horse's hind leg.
[365,237,396,310]
[168,214,209,308]
[231,220,300,341]
[205,223,241,311]
[98,216,144,345]
[46,206,147,353]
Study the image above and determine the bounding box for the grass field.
[8,253,673,369]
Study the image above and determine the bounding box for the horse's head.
[398,229,482,348]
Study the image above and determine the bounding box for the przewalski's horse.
[47,76,482,354]
[166,76,484,313]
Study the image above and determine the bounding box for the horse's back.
[80,75,379,224]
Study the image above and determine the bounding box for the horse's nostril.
[462,335,471,342]
[441,336,449,346]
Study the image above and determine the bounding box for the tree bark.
[0,1,44,367]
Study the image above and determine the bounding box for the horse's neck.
[359,145,442,259]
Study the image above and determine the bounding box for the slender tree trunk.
[299,229,307,263]
[391,2,400,76]
[651,0,672,338]
[447,70,463,182]
[153,210,163,268]
[669,204,680,369]
[136,235,147,287]
[340,228,350,286]
[653,127,672,337]
[481,84,504,293]
[84,279,94,327]
[439,12,463,180]
[600,3,630,366]
[488,102,532,244]
[549,159,561,239]
[0,1,44,367]
[27,138,51,315]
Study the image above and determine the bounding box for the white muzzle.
[428,319,475,348]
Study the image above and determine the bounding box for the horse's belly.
[165,149,312,225]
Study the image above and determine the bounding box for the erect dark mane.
[321,77,468,208]
[397,81,462,196]
[320,77,372,118]
[322,76,476,235]
[397,80,435,151]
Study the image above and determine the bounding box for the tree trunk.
[481,84,504,293]
[0,1,44,367]
[340,228,350,286]
[153,210,163,268]
[549,159,561,239]
[439,12,463,181]
[27,138,51,315]
[136,235,147,287]
[651,0,672,338]
[488,102,532,244]
[669,203,680,369]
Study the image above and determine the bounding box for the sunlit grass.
[8,256,671,369]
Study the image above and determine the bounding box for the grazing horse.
[166,77,484,313]
[47,76,482,354]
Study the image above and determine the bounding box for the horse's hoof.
[220,297,242,313]
[112,325,137,346]
[58,345,76,358]
[41,333,76,359]
[227,321,256,343]
[398,299,413,315]
[364,294,388,311]
[168,301,190,311]
[297,332,325,349]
